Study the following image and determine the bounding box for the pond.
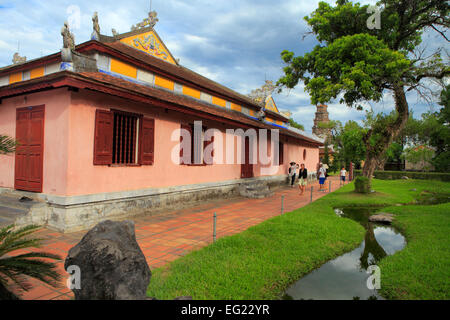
[283,207,406,300]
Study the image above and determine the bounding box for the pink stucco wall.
[0,88,71,195]
[0,88,319,196]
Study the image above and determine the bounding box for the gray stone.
[401,176,409,180]
[65,220,151,300]
[410,188,417,191]
[369,213,394,224]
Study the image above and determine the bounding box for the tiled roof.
[76,71,322,145]
[99,41,260,108]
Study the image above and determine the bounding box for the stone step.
[239,181,274,199]
[0,205,28,227]
[0,193,43,211]
[244,189,274,199]
[242,185,270,192]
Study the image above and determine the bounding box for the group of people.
[288,162,308,195]
[288,162,348,195]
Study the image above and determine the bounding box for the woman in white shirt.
[340,167,347,185]
[288,162,298,187]
[319,163,326,191]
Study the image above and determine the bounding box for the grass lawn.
[147,179,450,300]
[377,203,450,300]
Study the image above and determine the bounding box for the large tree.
[278,0,449,187]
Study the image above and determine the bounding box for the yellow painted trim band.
[212,96,226,107]
[183,86,201,99]
[9,72,22,84]
[110,58,137,79]
[30,67,45,80]
[155,75,174,91]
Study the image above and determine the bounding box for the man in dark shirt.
[298,163,308,195]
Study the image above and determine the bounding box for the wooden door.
[241,136,254,178]
[14,105,45,193]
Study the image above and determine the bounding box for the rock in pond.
[65,220,151,300]
[369,213,394,224]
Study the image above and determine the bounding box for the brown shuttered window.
[94,110,114,165]
[180,123,213,166]
[94,109,154,166]
[140,118,155,165]
[279,142,284,165]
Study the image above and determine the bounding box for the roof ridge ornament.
[61,21,76,63]
[91,12,100,40]
[12,52,26,65]
[248,80,277,106]
[61,21,76,51]
[131,10,159,31]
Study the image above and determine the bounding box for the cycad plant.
[0,224,62,300]
[0,135,18,155]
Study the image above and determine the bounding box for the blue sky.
[0,0,447,132]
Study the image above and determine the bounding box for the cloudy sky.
[0,0,447,132]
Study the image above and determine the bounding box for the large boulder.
[369,213,394,224]
[64,220,151,300]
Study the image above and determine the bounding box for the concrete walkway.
[8,176,344,300]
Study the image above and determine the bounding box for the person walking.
[288,162,298,187]
[318,163,326,191]
[298,163,308,195]
[340,166,347,185]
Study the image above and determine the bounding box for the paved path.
[8,177,344,300]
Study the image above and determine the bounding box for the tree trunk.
[362,85,410,187]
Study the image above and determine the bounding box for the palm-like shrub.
[0,135,18,155]
[0,225,62,300]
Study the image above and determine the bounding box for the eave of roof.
[0,70,323,146]
[76,40,262,110]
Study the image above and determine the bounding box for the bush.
[354,176,371,193]
[354,170,450,182]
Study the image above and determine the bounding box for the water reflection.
[284,207,406,300]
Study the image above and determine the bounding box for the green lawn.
[378,203,450,300]
[147,179,450,300]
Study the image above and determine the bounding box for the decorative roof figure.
[112,29,119,38]
[12,52,26,65]
[248,80,276,106]
[61,21,75,50]
[131,11,159,31]
[91,12,100,40]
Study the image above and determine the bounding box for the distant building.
[312,104,334,164]
[312,104,331,140]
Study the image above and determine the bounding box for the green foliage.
[0,225,62,299]
[385,141,403,163]
[288,118,305,131]
[402,146,434,171]
[354,170,450,182]
[354,176,371,193]
[278,0,449,178]
[0,135,17,155]
[323,142,330,165]
[326,120,366,169]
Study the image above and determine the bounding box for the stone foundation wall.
[12,175,291,233]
